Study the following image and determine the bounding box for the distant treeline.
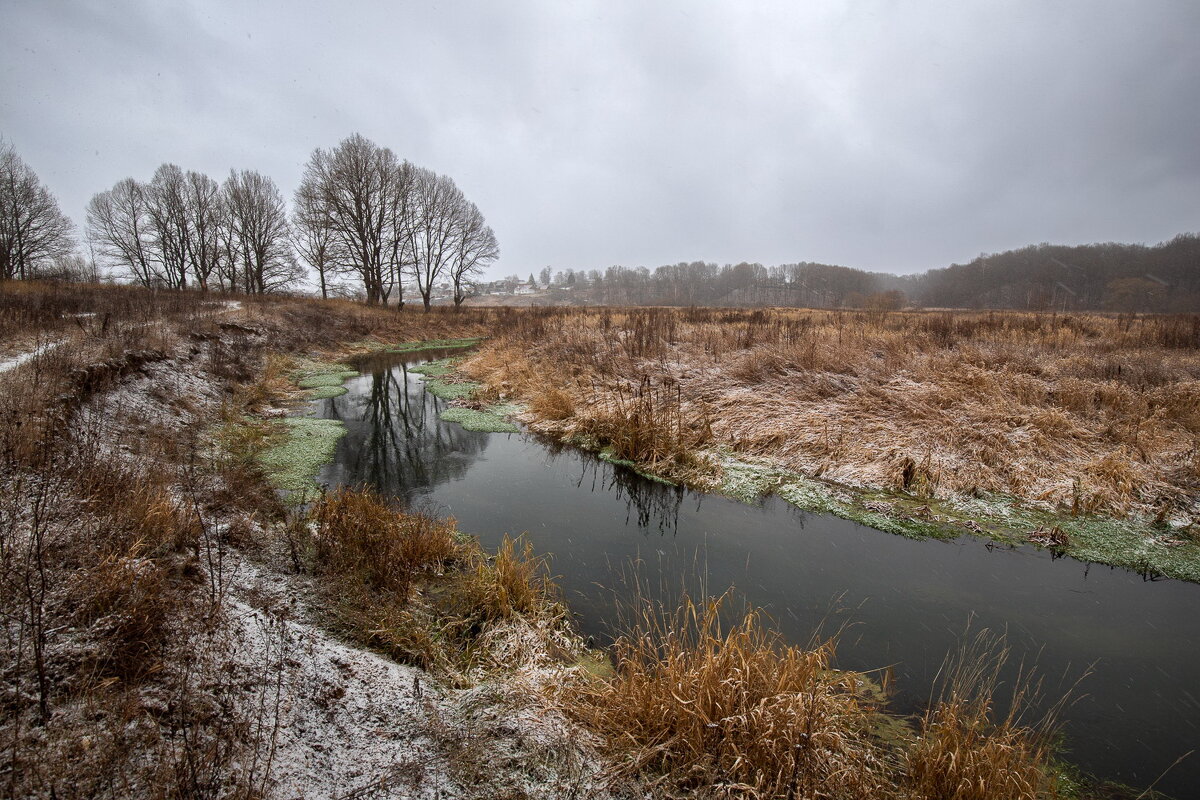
[522,235,1200,312]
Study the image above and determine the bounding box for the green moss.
[386,337,482,354]
[296,370,358,389]
[439,407,519,433]
[598,447,677,486]
[257,416,346,503]
[306,385,348,399]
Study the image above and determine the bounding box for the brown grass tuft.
[904,631,1070,800]
[567,592,889,799]
[463,534,555,623]
[313,487,460,596]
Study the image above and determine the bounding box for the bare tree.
[147,164,193,289]
[406,168,463,311]
[0,141,75,280]
[221,170,299,294]
[86,178,158,286]
[296,134,412,305]
[291,177,336,299]
[184,170,223,291]
[448,200,498,307]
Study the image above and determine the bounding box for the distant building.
[513,281,537,295]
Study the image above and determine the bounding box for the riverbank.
[453,307,1200,583]
[269,337,1177,799]
[0,285,609,797]
[0,284,1173,798]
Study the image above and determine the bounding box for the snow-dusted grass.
[0,338,65,376]
[460,307,1200,580]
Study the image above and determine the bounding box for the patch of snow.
[0,339,65,376]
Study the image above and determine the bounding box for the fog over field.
[2,0,1199,277]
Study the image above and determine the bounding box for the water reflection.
[542,438,686,535]
[315,351,491,503]
[312,351,1200,796]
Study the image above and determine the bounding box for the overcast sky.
[3,1,1198,278]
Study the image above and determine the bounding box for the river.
[312,349,1200,796]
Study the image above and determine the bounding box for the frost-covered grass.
[439,407,520,433]
[258,417,345,502]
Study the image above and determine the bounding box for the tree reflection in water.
[316,351,489,503]
[541,438,685,536]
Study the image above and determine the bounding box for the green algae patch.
[717,454,789,503]
[409,358,457,378]
[296,370,358,389]
[439,407,519,433]
[423,377,478,400]
[410,358,482,400]
[386,337,482,354]
[724,454,1200,582]
[258,417,345,503]
[598,447,677,486]
[288,355,359,399]
[306,385,348,400]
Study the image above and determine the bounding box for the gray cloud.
[3,0,1198,278]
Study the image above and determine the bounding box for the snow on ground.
[224,548,612,799]
[0,339,64,375]
[37,323,617,798]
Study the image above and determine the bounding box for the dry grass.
[567,592,890,798]
[313,487,461,596]
[566,593,1078,800]
[0,281,503,796]
[307,487,567,678]
[461,534,555,623]
[904,632,1072,800]
[462,307,1200,522]
[0,284,1143,797]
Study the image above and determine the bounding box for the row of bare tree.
[0,134,500,308]
[86,165,300,294]
[294,133,498,309]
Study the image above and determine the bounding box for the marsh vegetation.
[461,306,1200,575]
[1,282,1193,798]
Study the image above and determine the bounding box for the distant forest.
[512,235,1200,312]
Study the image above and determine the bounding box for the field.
[461,306,1200,573]
[0,282,1183,798]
